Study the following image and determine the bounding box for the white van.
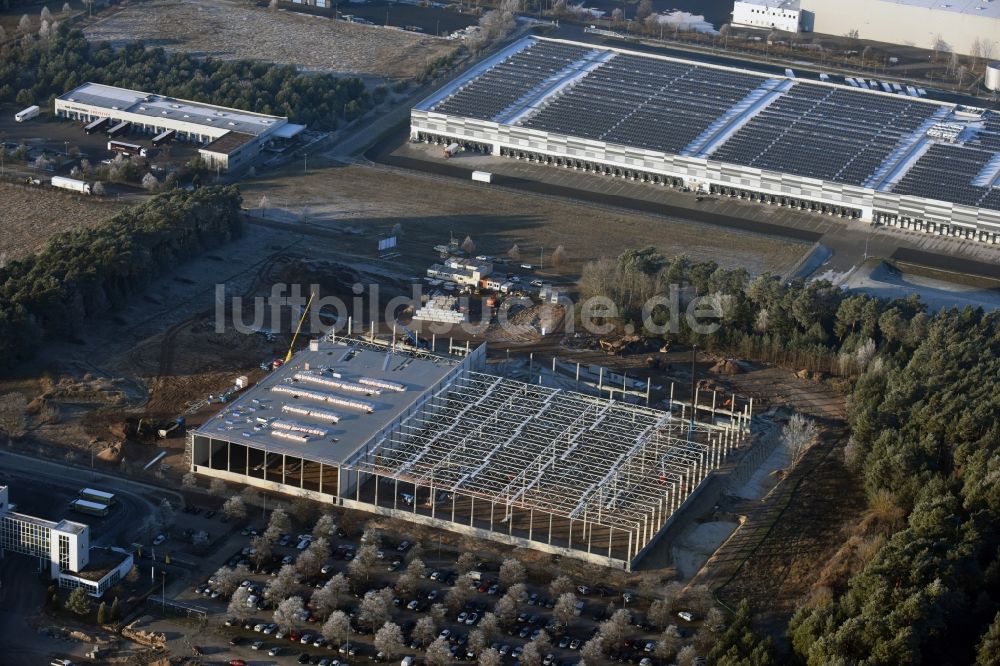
[401,657,415,666]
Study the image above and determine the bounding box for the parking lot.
[159,506,706,666]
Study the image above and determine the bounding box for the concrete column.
[470,496,474,527]
[451,492,456,522]
[548,512,553,545]
[394,479,398,510]
[528,508,534,541]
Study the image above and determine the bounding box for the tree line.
[0,27,370,128]
[0,185,243,363]
[579,247,927,376]
[582,247,1000,662]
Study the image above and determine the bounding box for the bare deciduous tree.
[18,14,32,34]
[425,636,452,665]
[478,647,502,666]
[321,610,351,644]
[676,644,699,666]
[373,621,404,660]
[265,564,298,607]
[507,244,521,262]
[456,552,477,573]
[0,393,28,439]
[551,245,567,271]
[461,235,476,255]
[553,592,577,627]
[548,575,574,598]
[311,583,337,620]
[499,558,526,588]
[313,513,337,539]
[222,496,246,521]
[273,596,305,631]
[360,591,391,630]
[349,544,380,582]
[228,586,254,620]
[783,413,819,463]
[264,507,291,544]
[414,616,437,646]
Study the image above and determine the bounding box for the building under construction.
[188,337,751,569]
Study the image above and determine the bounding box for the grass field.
[83,0,458,80]
[0,181,123,261]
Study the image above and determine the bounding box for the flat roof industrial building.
[411,37,1000,243]
[54,83,304,170]
[799,0,1000,56]
[189,337,751,570]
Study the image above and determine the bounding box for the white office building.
[732,0,802,32]
[0,486,132,597]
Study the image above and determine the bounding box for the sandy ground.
[242,158,808,281]
[83,0,458,79]
[841,261,1000,312]
[0,181,124,260]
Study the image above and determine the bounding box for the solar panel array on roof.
[431,41,591,121]
[893,143,1000,211]
[710,84,938,185]
[521,54,763,154]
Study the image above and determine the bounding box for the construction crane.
[284,292,316,364]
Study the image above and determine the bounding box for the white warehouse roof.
[57,83,287,137]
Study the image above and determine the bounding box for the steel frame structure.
[351,371,750,568]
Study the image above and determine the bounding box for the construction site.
[188,333,752,570]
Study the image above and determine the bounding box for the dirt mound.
[711,359,744,375]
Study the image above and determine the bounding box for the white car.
[152,534,166,546]
[246,594,259,607]
[677,611,694,622]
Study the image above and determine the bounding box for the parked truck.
[443,142,461,158]
[50,176,93,195]
[471,170,493,184]
[15,105,40,122]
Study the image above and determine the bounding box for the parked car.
[153,534,166,546]
[269,646,282,657]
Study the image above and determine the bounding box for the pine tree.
[97,601,108,624]
[110,596,120,621]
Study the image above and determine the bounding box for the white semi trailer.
[50,176,93,195]
[15,105,40,122]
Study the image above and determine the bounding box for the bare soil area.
[242,158,809,282]
[83,0,458,79]
[0,181,124,260]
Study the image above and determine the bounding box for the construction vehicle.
[157,417,186,439]
[284,292,316,364]
[599,334,642,356]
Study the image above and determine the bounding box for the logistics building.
[798,0,1000,56]
[0,486,132,597]
[188,337,751,570]
[732,0,802,32]
[54,83,305,170]
[410,37,1000,243]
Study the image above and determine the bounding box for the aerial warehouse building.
[410,36,1000,243]
[188,336,752,571]
[797,0,1000,56]
[54,83,305,171]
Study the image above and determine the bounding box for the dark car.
[298,654,311,664]
[230,636,243,646]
